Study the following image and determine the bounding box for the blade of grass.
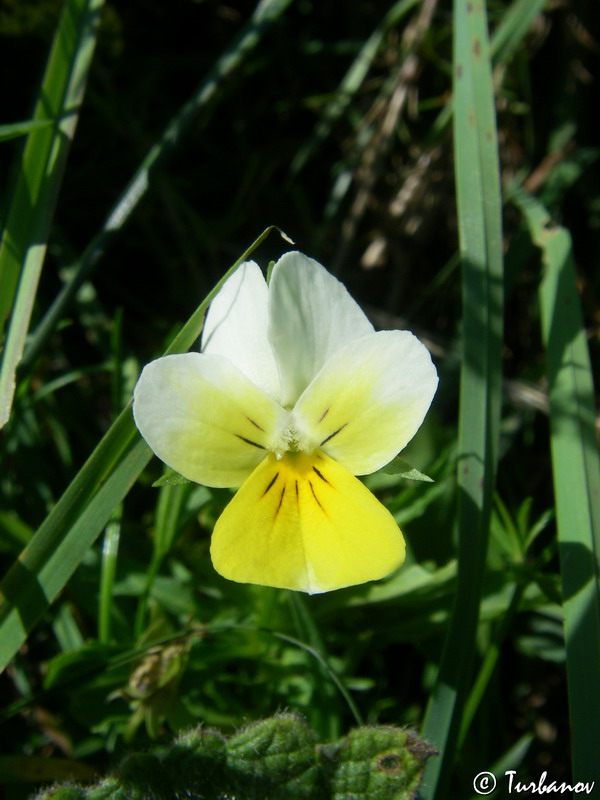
[420,0,504,796]
[512,187,600,782]
[286,591,343,740]
[20,0,295,374]
[98,508,122,644]
[0,620,359,728]
[0,226,290,673]
[53,604,85,653]
[0,0,105,428]
[489,0,548,63]
[420,0,547,151]
[133,480,191,640]
[458,583,523,746]
[266,628,363,729]
[0,120,53,143]
[290,0,420,175]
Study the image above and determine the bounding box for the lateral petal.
[268,252,374,407]
[133,353,287,487]
[292,330,438,475]
[201,261,280,400]
[210,451,405,594]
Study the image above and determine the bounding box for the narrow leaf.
[512,186,600,782]
[20,0,296,373]
[0,119,53,142]
[0,0,105,427]
[378,457,434,482]
[420,0,504,795]
[152,470,194,488]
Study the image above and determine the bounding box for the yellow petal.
[292,330,438,475]
[210,450,405,594]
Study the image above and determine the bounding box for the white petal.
[291,330,438,475]
[268,252,374,407]
[133,353,287,487]
[201,261,280,400]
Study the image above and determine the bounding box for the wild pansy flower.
[133,252,438,594]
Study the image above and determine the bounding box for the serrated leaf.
[34,713,435,800]
[227,715,322,799]
[378,456,434,482]
[325,726,436,800]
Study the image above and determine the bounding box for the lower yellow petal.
[210,450,405,594]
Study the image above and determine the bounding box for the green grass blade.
[489,0,548,63]
[290,0,419,175]
[133,481,191,639]
[420,0,546,153]
[0,226,289,673]
[0,120,53,142]
[98,509,122,644]
[512,187,600,782]
[20,0,295,374]
[286,591,345,739]
[420,0,504,795]
[0,0,105,428]
[458,583,523,745]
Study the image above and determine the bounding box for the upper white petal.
[267,252,374,407]
[201,261,280,401]
[291,330,438,475]
[133,352,287,487]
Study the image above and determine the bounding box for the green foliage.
[151,469,194,488]
[0,120,53,142]
[0,0,105,425]
[0,225,284,672]
[512,187,600,781]
[421,1,504,794]
[378,457,434,483]
[36,715,434,800]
